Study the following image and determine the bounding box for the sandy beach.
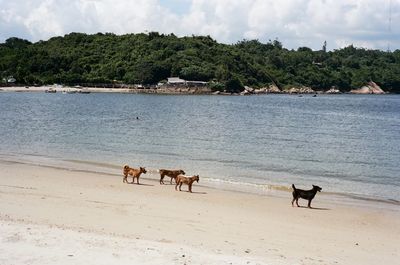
[0,159,399,265]
[0,86,210,94]
[0,86,134,93]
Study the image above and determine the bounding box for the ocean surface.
[0,92,399,203]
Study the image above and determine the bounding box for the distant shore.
[1,158,399,265]
[0,85,212,95]
[0,85,392,95]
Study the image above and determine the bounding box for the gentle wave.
[203,177,400,206]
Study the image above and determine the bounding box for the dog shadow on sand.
[128,183,155,187]
[175,189,207,195]
[296,206,330,210]
[188,191,207,195]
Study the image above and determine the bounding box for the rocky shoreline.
[233,81,386,95]
[0,81,389,95]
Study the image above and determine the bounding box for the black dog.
[291,184,322,208]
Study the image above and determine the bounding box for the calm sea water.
[0,92,399,202]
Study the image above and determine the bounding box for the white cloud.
[0,0,399,50]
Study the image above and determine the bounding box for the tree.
[225,77,244,93]
[322,41,327,53]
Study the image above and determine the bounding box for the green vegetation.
[1,32,399,92]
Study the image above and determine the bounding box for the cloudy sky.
[0,0,399,50]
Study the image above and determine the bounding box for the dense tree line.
[1,32,399,92]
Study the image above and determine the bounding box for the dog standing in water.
[291,184,322,208]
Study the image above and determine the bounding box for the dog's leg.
[170,177,173,185]
[291,197,295,207]
[295,198,300,207]
[175,181,179,191]
[189,183,192,193]
[137,176,140,185]
[308,199,312,208]
[179,182,183,191]
[160,174,164,185]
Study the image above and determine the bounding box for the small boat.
[77,89,91,94]
[62,89,77,94]
[45,89,56,93]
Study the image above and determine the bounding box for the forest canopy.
[1,32,399,93]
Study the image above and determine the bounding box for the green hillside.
[1,32,399,92]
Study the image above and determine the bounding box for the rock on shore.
[284,86,316,94]
[350,81,385,94]
[325,87,342,94]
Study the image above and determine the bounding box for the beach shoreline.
[0,85,211,95]
[0,85,395,95]
[2,153,398,209]
[1,159,399,264]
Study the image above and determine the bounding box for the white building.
[166,77,208,87]
[167,77,186,85]
[7,76,16,83]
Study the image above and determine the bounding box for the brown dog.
[123,165,147,184]
[175,175,199,193]
[159,169,185,184]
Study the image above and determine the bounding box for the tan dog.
[123,165,147,184]
[175,175,199,193]
[159,169,185,184]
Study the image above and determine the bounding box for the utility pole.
[388,0,392,52]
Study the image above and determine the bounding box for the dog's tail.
[292,184,296,191]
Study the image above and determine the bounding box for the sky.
[0,0,399,51]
